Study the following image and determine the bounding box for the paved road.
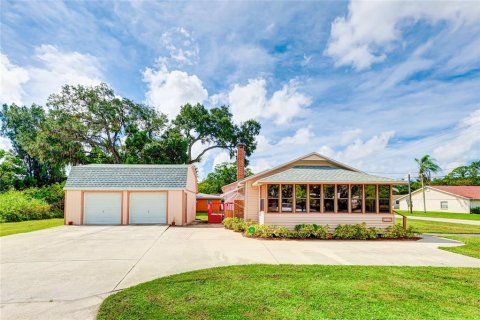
[396,215,480,226]
[1,225,479,320]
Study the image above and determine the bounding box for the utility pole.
[407,174,413,214]
[421,175,426,214]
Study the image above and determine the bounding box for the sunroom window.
[309,185,321,212]
[323,185,335,212]
[281,184,293,212]
[351,185,363,213]
[365,185,376,213]
[337,185,349,213]
[295,184,307,212]
[267,184,279,212]
[379,185,390,213]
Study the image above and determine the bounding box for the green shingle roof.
[255,166,404,184]
[64,164,191,190]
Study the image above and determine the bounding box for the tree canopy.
[0,83,261,190]
[198,162,253,194]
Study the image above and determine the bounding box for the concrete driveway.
[1,225,479,320]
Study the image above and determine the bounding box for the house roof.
[253,166,405,185]
[428,186,480,199]
[64,164,192,190]
[396,185,480,201]
[196,193,223,200]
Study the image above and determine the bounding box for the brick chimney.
[237,143,246,181]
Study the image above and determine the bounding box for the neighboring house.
[64,164,197,225]
[397,186,480,214]
[392,194,403,209]
[196,193,222,212]
[222,145,406,230]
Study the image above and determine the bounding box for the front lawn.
[196,211,208,221]
[396,218,480,234]
[440,236,480,259]
[0,218,64,237]
[396,210,480,221]
[98,265,480,320]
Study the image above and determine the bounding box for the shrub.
[222,217,253,232]
[245,224,292,238]
[333,223,379,240]
[471,207,480,214]
[23,182,65,214]
[294,224,329,239]
[383,224,416,239]
[0,190,53,222]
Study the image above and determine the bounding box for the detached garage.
[64,164,197,226]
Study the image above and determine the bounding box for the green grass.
[0,218,64,237]
[440,236,480,259]
[98,265,480,320]
[196,211,208,221]
[396,218,480,234]
[396,210,480,221]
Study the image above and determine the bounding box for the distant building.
[397,186,480,214]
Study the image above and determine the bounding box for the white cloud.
[212,151,231,168]
[279,126,314,145]
[433,109,480,163]
[0,54,29,105]
[1,46,103,105]
[266,81,312,125]
[143,62,208,118]
[338,128,361,145]
[249,158,272,174]
[228,78,311,125]
[326,1,480,70]
[160,27,199,66]
[0,137,12,151]
[255,134,273,152]
[228,78,267,123]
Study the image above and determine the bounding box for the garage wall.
[168,190,183,225]
[122,191,129,224]
[64,190,82,224]
[186,165,197,193]
[186,191,196,223]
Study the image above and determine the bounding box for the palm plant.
[415,155,441,213]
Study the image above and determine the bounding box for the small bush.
[222,217,253,232]
[23,182,65,214]
[294,224,329,239]
[0,190,53,222]
[245,224,292,238]
[470,207,480,214]
[383,224,416,239]
[333,223,379,240]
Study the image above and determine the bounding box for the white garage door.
[129,192,167,224]
[84,192,122,224]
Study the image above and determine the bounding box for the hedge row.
[0,186,64,222]
[223,218,416,240]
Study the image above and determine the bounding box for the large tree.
[198,162,253,194]
[46,83,168,164]
[415,154,441,213]
[173,103,261,164]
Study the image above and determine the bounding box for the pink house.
[222,145,407,230]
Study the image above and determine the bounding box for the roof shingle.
[431,186,480,199]
[255,166,405,184]
[64,164,191,190]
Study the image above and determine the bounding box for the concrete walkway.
[1,225,479,320]
[396,214,480,226]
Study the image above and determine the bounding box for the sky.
[1,0,479,181]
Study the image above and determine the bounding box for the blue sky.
[1,0,479,180]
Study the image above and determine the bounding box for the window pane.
[365,185,376,198]
[296,198,307,212]
[268,185,279,198]
[379,199,390,213]
[260,199,264,211]
[282,198,293,212]
[282,184,293,198]
[351,185,362,213]
[365,199,376,213]
[441,201,448,209]
[324,199,334,212]
[337,185,348,199]
[295,185,307,199]
[379,185,390,198]
[338,199,348,212]
[309,185,321,198]
[268,199,279,212]
[324,185,334,199]
[310,199,320,212]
